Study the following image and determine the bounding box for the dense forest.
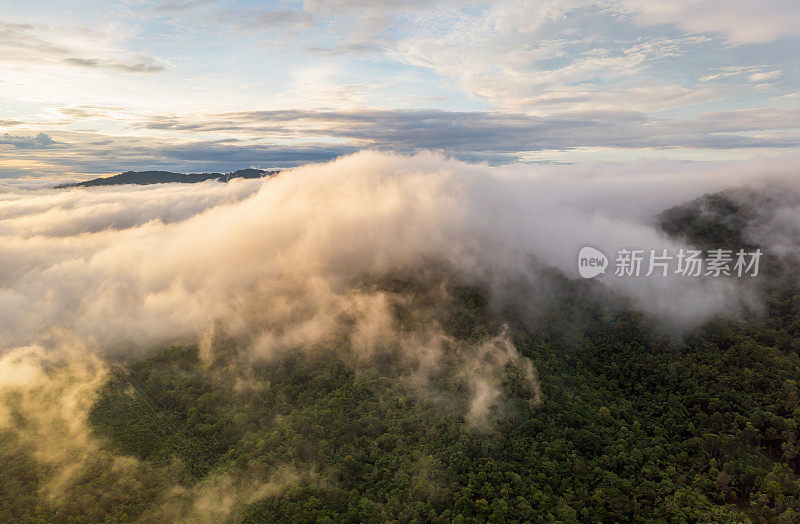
[2,190,800,522]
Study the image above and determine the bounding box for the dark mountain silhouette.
[55,168,278,188]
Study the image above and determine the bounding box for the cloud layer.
[3,150,798,356]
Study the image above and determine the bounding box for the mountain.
[5,187,800,522]
[79,261,800,522]
[55,168,278,188]
[658,190,756,250]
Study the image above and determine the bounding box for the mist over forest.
[1,151,799,521]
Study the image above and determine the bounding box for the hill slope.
[3,187,800,522]
[55,168,278,188]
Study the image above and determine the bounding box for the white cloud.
[619,0,800,44]
[748,70,782,82]
[387,1,793,115]
[2,150,799,356]
[0,21,165,73]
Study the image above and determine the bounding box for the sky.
[0,0,798,179]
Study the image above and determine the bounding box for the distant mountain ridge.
[55,168,278,188]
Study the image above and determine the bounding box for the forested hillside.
[2,190,800,522]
